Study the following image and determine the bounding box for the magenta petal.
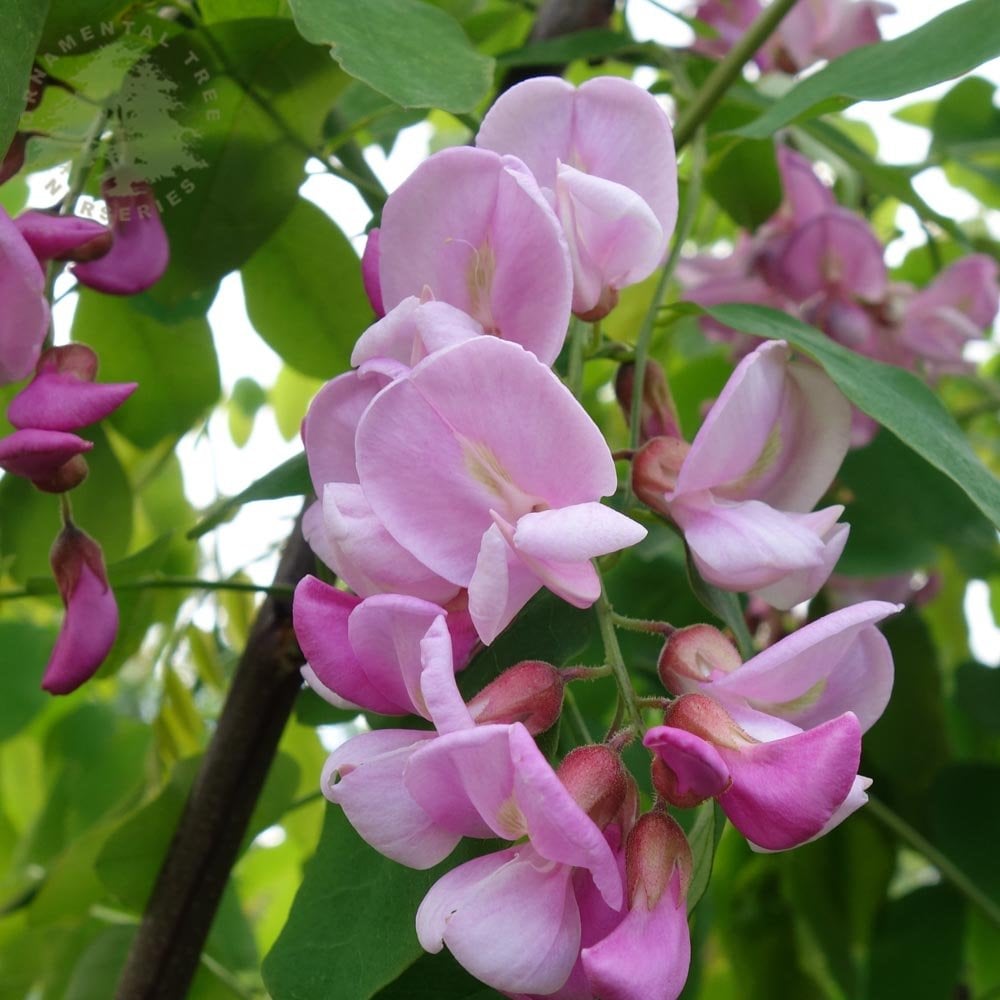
[643,727,731,800]
[416,846,581,995]
[0,206,48,385]
[292,576,401,715]
[0,428,92,479]
[8,371,137,431]
[323,729,459,868]
[14,210,108,263]
[42,560,118,694]
[581,869,690,1000]
[73,178,169,294]
[718,712,862,851]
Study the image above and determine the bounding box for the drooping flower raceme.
[634,339,851,608]
[477,75,678,320]
[353,336,647,643]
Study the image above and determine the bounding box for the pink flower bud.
[31,454,90,493]
[615,360,681,444]
[73,175,169,295]
[0,428,93,491]
[658,624,742,694]
[558,744,629,830]
[7,344,137,432]
[625,810,692,911]
[632,435,690,513]
[466,659,564,734]
[43,524,118,694]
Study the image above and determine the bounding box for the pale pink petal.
[752,514,848,609]
[581,868,690,1000]
[816,1,891,61]
[0,207,48,385]
[775,146,836,226]
[513,503,647,563]
[322,729,459,868]
[378,146,572,365]
[675,340,790,496]
[718,712,862,851]
[320,484,460,603]
[468,522,543,645]
[419,615,475,734]
[416,846,581,995]
[351,296,483,370]
[360,227,383,316]
[302,371,383,491]
[709,601,898,732]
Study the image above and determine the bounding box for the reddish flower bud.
[558,744,629,830]
[466,659,564,734]
[625,810,693,911]
[44,524,118,694]
[658,623,741,694]
[31,454,90,493]
[615,359,681,444]
[632,435,690,514]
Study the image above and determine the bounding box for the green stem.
[867,796,1000,929]
[593,579,643,733]
[612,612,676,636]
[567,317,588,398]
[672,0,800,150]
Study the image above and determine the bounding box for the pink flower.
[8,344,137,431]
[354,337,646,642]
[377,146,573,365]
[645,693,862,851]
[412,723,623,994]
[73,176,169,294]
[42,523,118,694]
[636,340,850,608]
[0,428,92,492]
[477,76,677,320]
[690,0,762,62]
[900,255,1000,373]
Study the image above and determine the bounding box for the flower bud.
[658,623,741,694]
[0,428,93,491]
[625,810,692,911]
[466,659,563,734]
[44,523,118,694]
[632,435,690,514]
[558,744,628,830]
[31,454,90,493]
[615,359,680,444]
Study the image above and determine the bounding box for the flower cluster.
[680,144,1000,444]
[0,175,169,694]
[296,75,897,999]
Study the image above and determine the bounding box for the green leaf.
[287,0,494,113]
[836,431,997,577]
[495,29,635,68]
[955,661,1000,735]
[737,0,1000,139]
[187,452,310,539]
[0,1,49,156]
[931,76,1000,209]
[702,304,1000,531]
[263,804,493,1000]
[0,622,58,742]
[242,198,373,378]
[374,950,501,999]
[141,18,348,306]
[681,800,722,914]
[72,290,220,449]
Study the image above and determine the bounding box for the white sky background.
[34,0,1000,663]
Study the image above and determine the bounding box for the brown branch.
[114,508,315,1000]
